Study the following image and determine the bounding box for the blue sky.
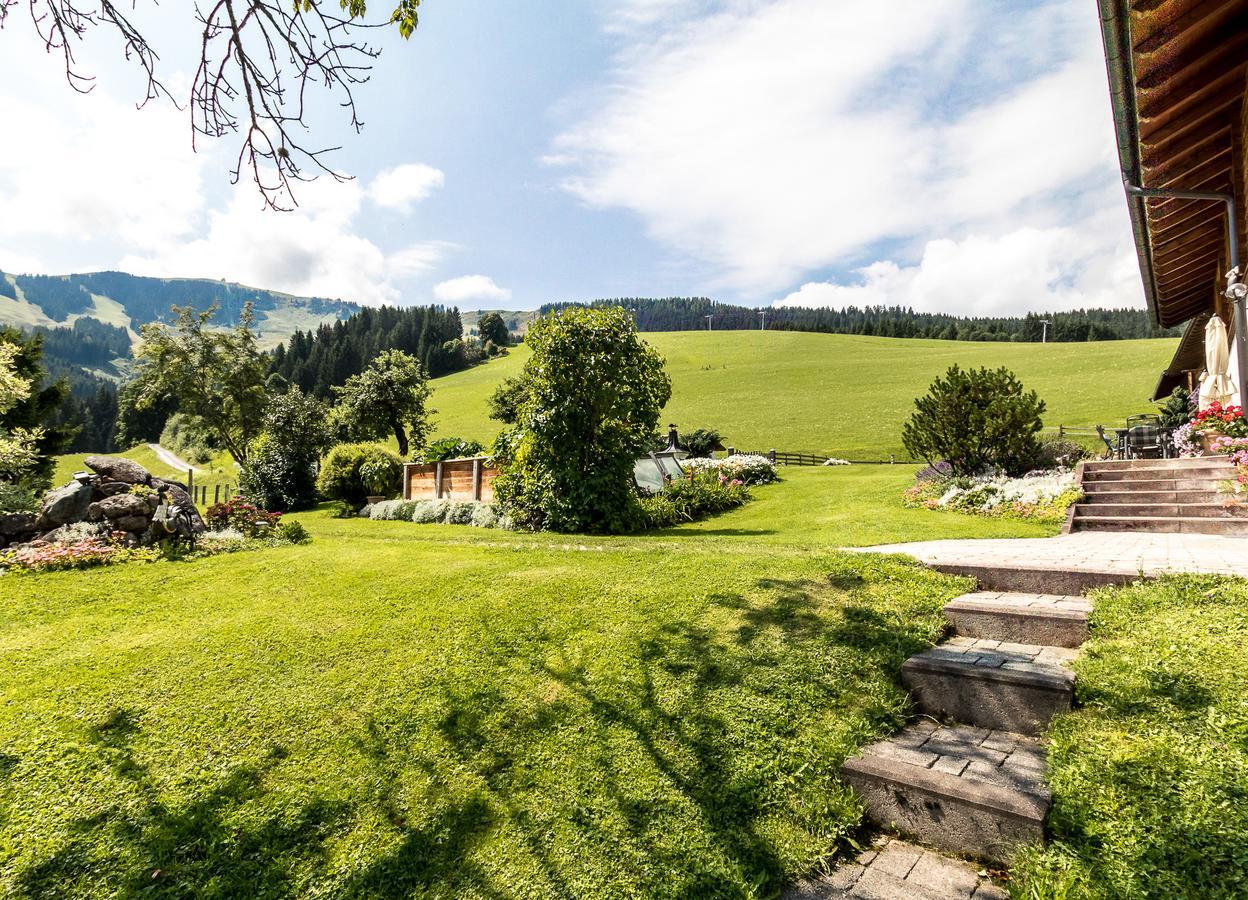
[0,0,1144,315]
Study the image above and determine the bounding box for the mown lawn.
[0,467,1017,898]
[5,468,1241,897]
[1013,575,1248,899]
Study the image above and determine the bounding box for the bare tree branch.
[2,1,425,210]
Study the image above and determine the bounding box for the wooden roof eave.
[1098,0,1164,327]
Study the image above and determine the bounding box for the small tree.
[902,365,1046,476]
[493,307,672,533]
[487,376,529,425]
[476,312,510,347]
[1157,386,1195,429]
[239,388,335,511]
[332,349,434,458]
[0,328,71,491]
[131,304,269,466]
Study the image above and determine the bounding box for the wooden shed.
[403,457,498,503]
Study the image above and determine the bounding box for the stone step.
[1072,502,1248,518]
[1083,464,1228,484]
[841,721,1050,866]
[1071,515,1248,535]
[901,637,1076,735]
[1082,455,1230,472]
[1080,489,1220,504]
[927,562,1136,594]
[1082,476,1227,492]
[943,592,1091,648]
[785,837,1006,899]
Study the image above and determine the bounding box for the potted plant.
[360,455,401,505]
[1191,402,1248,453]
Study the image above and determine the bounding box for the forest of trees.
[540,298,1183,342]
[270,304,481,399]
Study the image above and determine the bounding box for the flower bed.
[903,469,1083,523]
[0,507,310,575]
[684,454,778,485]
[639,470,750,528]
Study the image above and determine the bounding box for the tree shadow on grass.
[13,708,348,899]
[11,572,943,898]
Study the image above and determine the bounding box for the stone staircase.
[790,584,1096,898]
[1067,455,1248,535]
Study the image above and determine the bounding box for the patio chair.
[1095,425,1120,459]
[1126,414,1161,429]
[1125,424,1165,460]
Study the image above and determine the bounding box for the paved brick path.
[785,837,1006,899]
[855,531,1248,577]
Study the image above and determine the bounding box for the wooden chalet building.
[1098,0,1248,403]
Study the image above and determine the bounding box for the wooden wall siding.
[403,458,497,502]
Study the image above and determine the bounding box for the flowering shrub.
[205,497,282,537]
[639,471,750,528]
[903,470,1082,523]
[1173,422,1202,457]
[1192,402,1248,438]
[685,454,777,485]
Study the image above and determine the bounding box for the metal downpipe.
[1124,183,1248,414]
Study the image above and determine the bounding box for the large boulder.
[85,456,152,486]
[35,481,94,530]
[152,478,206,534]
[89,492,152,521]
[0,512,37,549]
[114,515,151,533]
[93,480,134,499]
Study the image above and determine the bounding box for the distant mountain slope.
[0,270,359,351]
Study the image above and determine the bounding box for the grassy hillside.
[429,332,1177,459]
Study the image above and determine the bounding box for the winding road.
[147,443,204,475]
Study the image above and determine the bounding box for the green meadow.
[429,331,1177,459]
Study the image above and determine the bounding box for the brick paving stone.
[783,839,1007,899]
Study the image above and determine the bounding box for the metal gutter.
[1098,0,1162,326]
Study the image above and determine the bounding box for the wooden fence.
[404,457,498,502]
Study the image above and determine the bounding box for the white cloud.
[0,87,206,252]
[0,36,455,306]
[778,206,1141,316]
[368,163,446,212]
[387,241,459,277]
[554,0,1138,311]
[121,179,442,305]
[433,275,512,304]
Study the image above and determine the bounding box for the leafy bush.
[359,454,403,497]
[239,388,333,511]
[316,443,403,505]
[273,520,310,545]
[685,454,778,485]
[159,412,219,465]
[1034,436,1093,469]
[1157,386,1196,429]
[405,499,500,527]
[367,499,419,521]
[420,437,486,462]
[493,307,671,533]
[43,521,108,545]
[205,497,282,538]
[902,365,1046,476]
[639,471,750,528]
[0,481,36,513]
[681,428,723,458]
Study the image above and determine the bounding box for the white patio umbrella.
[1199,315,1237,410]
